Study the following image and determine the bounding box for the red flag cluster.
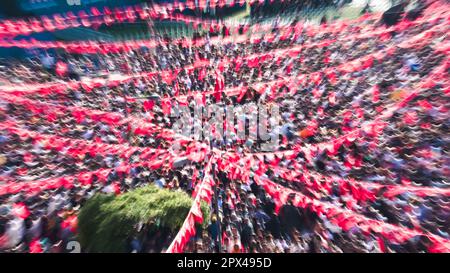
[166,160,216,253]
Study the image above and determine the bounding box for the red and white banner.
[166,158,215,253]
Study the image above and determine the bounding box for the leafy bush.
[77,185,210,252]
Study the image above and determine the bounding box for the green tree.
[77,185,209,252]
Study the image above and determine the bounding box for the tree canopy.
[77,185,210,252]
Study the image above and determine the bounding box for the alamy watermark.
[170,102,282,152]
[66,240,81,253]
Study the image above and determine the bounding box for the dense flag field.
[0,0,449,253]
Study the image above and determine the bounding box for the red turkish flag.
[237,87,248,103]
[403,111,418,125]
[55,61,67,77]
[143,100,154,112]
[78,172,93,185]
[198,67,207,81]
[417,99,433,111]
[29,239,43,253]
[191,200,203,223]
[12,203,30,219]
[328,91,336,105]
[372,85,380,103]
[161,100,172,115]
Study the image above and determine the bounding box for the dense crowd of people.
[0,1,449,252]
[250,0,348,19]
